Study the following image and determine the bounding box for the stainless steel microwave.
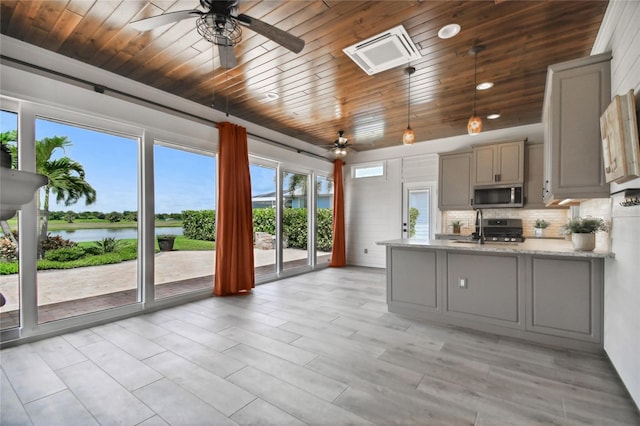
[472,185,524,208]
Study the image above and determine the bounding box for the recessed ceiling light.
[476,82,494,90]
[265,92,279,100]
[438,23,461,39]
[487,113,501,120]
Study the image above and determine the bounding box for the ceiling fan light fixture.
[403,66,416,145]
[265,92,279,100]
[197,14,242,45]
[438,23,461,39]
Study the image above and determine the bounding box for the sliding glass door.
[34,118,139,323]
[154,143,216,299]
[282,170,310,273]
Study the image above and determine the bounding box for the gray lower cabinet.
[526,256,603,344]
[385,246,604,351]
[446,253,519,324]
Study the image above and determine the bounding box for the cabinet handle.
[495,174,501,182]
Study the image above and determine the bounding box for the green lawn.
[0,236,215,275]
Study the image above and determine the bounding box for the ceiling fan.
[130,0,305,69]
[325,131,352,157]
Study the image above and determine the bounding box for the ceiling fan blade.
[130,9,201,32]
[236,14,304,54]
[218,44,238,69]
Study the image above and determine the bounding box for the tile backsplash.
[442,208,571,238]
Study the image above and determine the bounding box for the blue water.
[51,227,183,243]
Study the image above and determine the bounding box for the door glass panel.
[316,175,333,265]
[154,144,215,298]
[0,111,19,330]
[250,163,276,276]
[282,171,310,272]
[408,188,431,240]
[35,118,139,323]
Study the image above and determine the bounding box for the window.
[353,162,385,179]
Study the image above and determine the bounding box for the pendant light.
[402,66,416,145]
[467,45,485,135]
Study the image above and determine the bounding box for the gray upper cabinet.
[438,151,472,210]
[542,52,611,206]
[472,140,525,186]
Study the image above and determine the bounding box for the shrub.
[40,234,76,255]
[94,237,123,253]
[316,208,333,252]
[409,207,419,237]
[253,208,276,234]
[0,262,18,275]
[182,210,215,241]
[44,246,86,262]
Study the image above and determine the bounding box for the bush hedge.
[181,208,333,251]
[182,210,216,241]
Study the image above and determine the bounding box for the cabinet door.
[472,141,524,186]
[472,145,496,186]
[526,257,603,343]
[389,248,438,310]
[446,253,519,325]
[543,53,611,205]
[524,144,545,208]
[496,141,524,184]
[438,152,472,210]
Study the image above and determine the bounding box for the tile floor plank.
[24,389,98,426]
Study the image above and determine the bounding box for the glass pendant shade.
[402,126,415,145]
[467,115,482,135]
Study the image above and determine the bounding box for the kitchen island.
[377,238,613,352]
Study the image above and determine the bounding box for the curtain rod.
[0,54,330,162]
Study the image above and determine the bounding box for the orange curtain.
[329,158,346,267]
[214,122,255,296]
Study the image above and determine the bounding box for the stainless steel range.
[476,218,525,242]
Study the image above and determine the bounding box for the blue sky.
[1,111,278,213]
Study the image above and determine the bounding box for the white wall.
[591,0,640,408]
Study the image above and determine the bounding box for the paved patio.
[0,249,328,328]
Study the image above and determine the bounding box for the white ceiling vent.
[343,25,422,76]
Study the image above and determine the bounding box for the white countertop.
[377,238,613,258]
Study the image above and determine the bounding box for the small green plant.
[534,219,550,229]
[451,220,462,227]
[562,217,608,234]
[156,234,177,239]
[94,237,123,254]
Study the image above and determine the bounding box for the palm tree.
[35,136,96,240]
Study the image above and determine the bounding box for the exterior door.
[402,182,434,240]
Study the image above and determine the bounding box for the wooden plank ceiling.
[0,1,608,152]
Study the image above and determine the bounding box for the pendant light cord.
[473,51,477,116]
[408,67,411,127]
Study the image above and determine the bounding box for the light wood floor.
[1,266,638,425]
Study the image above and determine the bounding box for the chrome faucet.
[475,208,485,244]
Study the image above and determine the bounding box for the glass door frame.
[402,181,437,240]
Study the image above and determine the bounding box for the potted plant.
[157,234,176,251]
[533,218,549,238]
[451,220,462,234]
[562,217,608,251]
